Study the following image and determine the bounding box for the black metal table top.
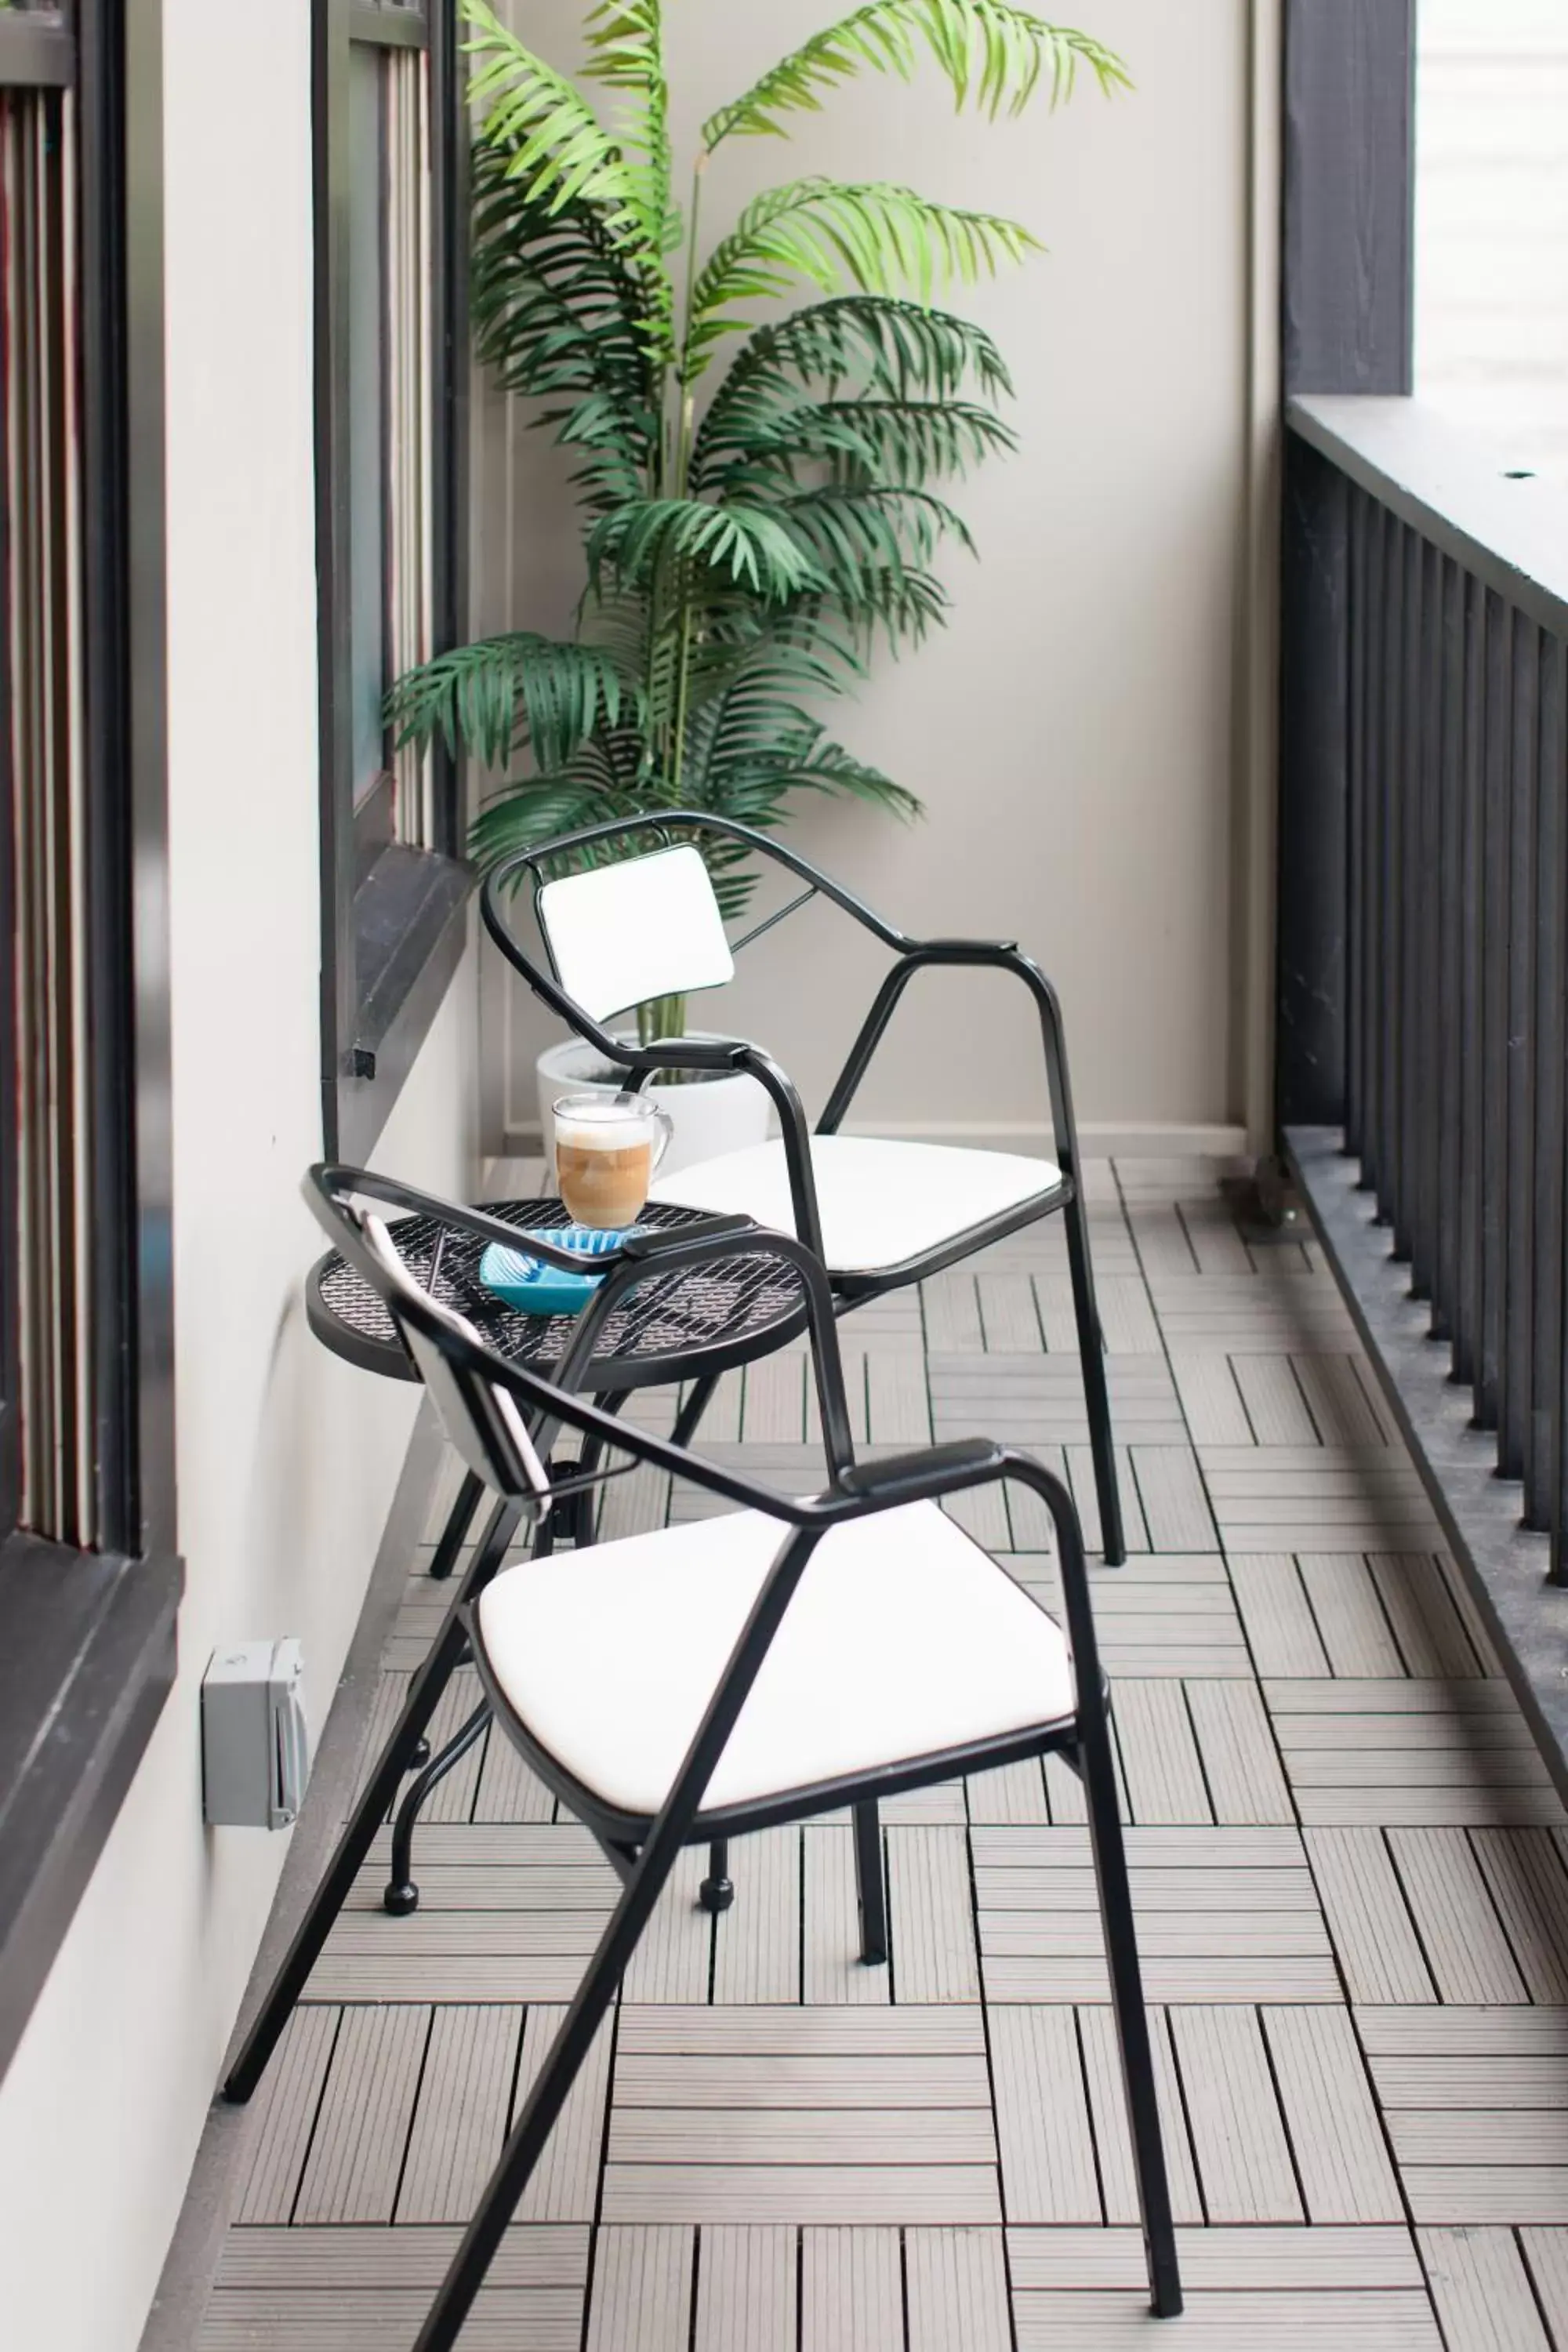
[307,1197,808,1391]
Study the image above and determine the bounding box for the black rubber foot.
[383,1882,420,1917]
[409,1738,431,1769]
[698,1875,735,1915]
[860,1945,888,1969]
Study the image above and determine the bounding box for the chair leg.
[673,1377,739,1922]
[222,1496,521,2103]
[1065,1189,1127,1566]
[426,1469,482,1580]
[383,1700,492,1915]
[1080,1731,1183,2317]
[699,1836,735,1913]
[853,1800,887,1965]
[672,1370,722,1448]
[412,1837,686,2352]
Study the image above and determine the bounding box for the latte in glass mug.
[552,1092,674,1229]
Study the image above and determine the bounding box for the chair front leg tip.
[1152,2279,1184,2319]
[383,1880,421,1917]
[698,1871,735,1914]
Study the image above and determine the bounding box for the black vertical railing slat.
[1345,487,1367,1160]
[1499,618,1540,1483]
[1360,498,1388,1200]
[1393,523,1424,1263]
[1432,553,1464,1345]
[1477,592,1512,1433]
[1376,513,1405,1223]
[1411,535,1443,1305]
[1454,569,1485,1391]
[1529,633,1565,1528]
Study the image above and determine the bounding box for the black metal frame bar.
[482,811,1123,1565]
[316,0,469,1162]
[227,1165,1181,2341]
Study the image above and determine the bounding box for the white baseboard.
[500,1117,1253,1160]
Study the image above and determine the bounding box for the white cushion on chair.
[651,1134,1062,1278]
[475,1500,1075,1820]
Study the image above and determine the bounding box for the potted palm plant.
[390,0,1126,1167]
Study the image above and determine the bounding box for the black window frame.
[0,0,180,2083]
[316,0,470,1163]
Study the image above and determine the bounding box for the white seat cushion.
[651,1134,1062,1278]
[476,1501,1075,1820]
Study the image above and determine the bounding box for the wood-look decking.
[196,1159,1568,2350]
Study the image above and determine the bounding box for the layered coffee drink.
[553,1093,673,1229]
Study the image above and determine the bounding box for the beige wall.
[475,0,1276,1155]
[0,9,478,2349]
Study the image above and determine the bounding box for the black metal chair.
[482,809,1130,1567]
[226,1163,1183,2351]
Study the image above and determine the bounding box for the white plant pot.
[535,1032,772,1183]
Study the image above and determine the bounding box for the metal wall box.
[201,1639,310,1829]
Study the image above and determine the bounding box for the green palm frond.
[705,296,1013,415]
[385,634,643,772]
[782,482,977,601]
[704,0,1129,148]
[470,146,657,506]
[463,0,649,238]
[685,180,1039,376]
[586,498,826,600]
[699,395,1016,495]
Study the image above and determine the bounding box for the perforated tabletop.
[307,1197,809,1391]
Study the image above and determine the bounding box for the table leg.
[384,1699,492,1915]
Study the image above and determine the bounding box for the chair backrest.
[358,1214,551,1505]
[536,844,735,1023]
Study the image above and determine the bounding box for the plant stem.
[666,155,708,800]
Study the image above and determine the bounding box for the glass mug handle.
[647,1102,674,1176]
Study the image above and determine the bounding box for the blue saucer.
[478,1227,640,1317]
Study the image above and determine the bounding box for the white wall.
[475,0,1274,1154]
[0,9,477,2350]
[1417,0,1568,485]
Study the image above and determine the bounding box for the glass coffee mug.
[552,1092,674,1230]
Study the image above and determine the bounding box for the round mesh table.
[307,1196,809,1391]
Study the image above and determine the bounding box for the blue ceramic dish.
[478,1226,639,1317]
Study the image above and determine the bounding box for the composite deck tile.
[1110,1681,1213,1824]
[214,2227,590,2289]
[1013,2288,1444,2348]
[800,2228,903,2352]
[1519,2231,1568,2339]
[509,2005,613,2222]
[1171,1352,1254,1443]
[585,2226,692,2352]
[988,2005,1101,2222]
[190,1164,1568,2352]
[601,2164,1004,2226]
[198,2288,583,2348]
[1304,1827,1438,2002]
[395,2002,519,2223]
[885,1826,981,2002]
[905,2227,1012,2352]
[693,2226,795,2352]
[1386,1829,1530,2002]
[711,1825,800,2005]
[1184,1678,1294,1822]
[1168,2005,1303,2223]
[1131,1445,1219,1550]
[1007,2226,1424,2289]
[801,1825,891,2005]
[1079,2004,1204,2224]
[292,2005,429,2226]
[1471,1828,1568,2002]
[231,2006,340,2227]
[1262,2004,1403,2220]
[1227,1552,1334,1675]
[1417,2227,1554,2352]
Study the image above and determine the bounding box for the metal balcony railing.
[1279,394,1568,1647]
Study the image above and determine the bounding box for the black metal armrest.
[620,1214,756,1261]
[832,1437,1006,1513]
